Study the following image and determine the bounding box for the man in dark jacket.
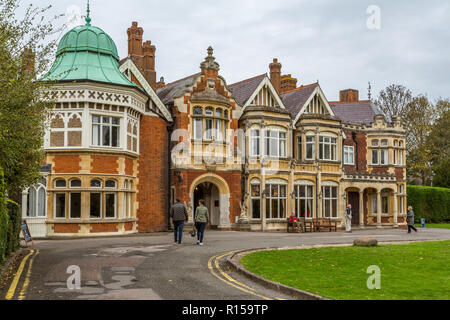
[407,206,417,234]
[170,199,188,244]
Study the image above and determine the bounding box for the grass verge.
[241,241,450,300]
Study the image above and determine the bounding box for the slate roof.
[156,73,201,105]
[329,101,383,125]
[281,83,318,118]
[227,74,266,106]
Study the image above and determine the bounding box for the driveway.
[2,228,449,300]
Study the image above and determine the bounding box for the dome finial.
[85,0,91,26]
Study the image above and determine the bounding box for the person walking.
[194,199,209,246]
[407,206,418,234]
[170,199,188,244]
[345,204,353,233]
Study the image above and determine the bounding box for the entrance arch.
[190,174,231,229]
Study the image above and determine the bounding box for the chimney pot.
[269,58,282,94]
[339,89,359,103]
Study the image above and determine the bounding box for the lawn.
[241,241,450,300]
[415,224,450,230]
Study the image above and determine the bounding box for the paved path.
[1,228,449,300]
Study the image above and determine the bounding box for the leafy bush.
[0,167,21,262]
[407,185,450,223]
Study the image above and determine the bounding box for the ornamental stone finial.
[200,46,220,72]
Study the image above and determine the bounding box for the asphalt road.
[2,228,450,300]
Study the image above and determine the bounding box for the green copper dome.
[42,19,136,88]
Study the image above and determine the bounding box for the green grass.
[241,241,450,300]
[415,224,450,229]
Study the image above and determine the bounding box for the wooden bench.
[312,218,337,232]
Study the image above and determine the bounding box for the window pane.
[55,179,66,188]
[105,194,116,218]
[102,125,110,146]
[372,150,378,164]
[55,193,66,218]
[194,119,202,140]
[91,179,101,188]
[251,185,260,197]
[112,126,119,147]
[266,199,271,219]
[193,107,202,115]
[106,180,116,188]
[271,199,278,218]
[112,117,120,125]
[307,186,313,197]
[90,193,101,218]
[70,193,81,218]
[252,199,260,219]
[280,185,286,197]
[28,188,36,217]
[92,115,100,123]
[38,188,46,217]
[205,119,213,140]
[332,199,337,218]
[102,117,110,124]
[332,187,337,198]
[70,179,81,188]
[92,124,100,145]
[306,199,313,218]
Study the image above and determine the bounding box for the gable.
[119,58,173,122]
[293,85,335,124]
[244,76,286,110]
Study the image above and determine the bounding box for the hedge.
[0,167,21,263]
[407,185,450,223]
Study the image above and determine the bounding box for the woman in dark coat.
[407,206,418,234]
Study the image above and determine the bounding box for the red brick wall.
[137,115,169,232]
[125,158,134,176]
[124,222,133,231]
[343,130,367,173]
[91,223,118,233]
[53,223,80,233]
[91,155,119,174]
[395,167,405,180]
[53,155,81,173]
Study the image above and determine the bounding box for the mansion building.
[21,17,408,237]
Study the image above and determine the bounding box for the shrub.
[407,185,450,223]
[0,167,22,262]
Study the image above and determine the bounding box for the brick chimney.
[127,22,143,68]
[22,47,35,75]
[127,22,157,90]
[340,89,359,103]
[280,74,298,93]
[143,40,156,90]
[269,58,282,94]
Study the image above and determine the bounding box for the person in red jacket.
[288,212,300,232]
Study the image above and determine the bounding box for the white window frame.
[250,129,260,157]
[344,146,355,165]
[250,183,261,220]
[266,184,287,219]
[264,129,287,158]
[294,183,314,219]
[92,115,121,148]
[322,185,338,218]
[319,135,337,161]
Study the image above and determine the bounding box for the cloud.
[25,0,450,100]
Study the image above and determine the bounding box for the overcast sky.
[24,0,450,101]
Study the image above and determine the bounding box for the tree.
[374,84,412,121]
[0,0,62,198]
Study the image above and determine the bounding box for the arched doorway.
[346,188,360,226]
[193,182,220,228]
[190,174,231,229]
